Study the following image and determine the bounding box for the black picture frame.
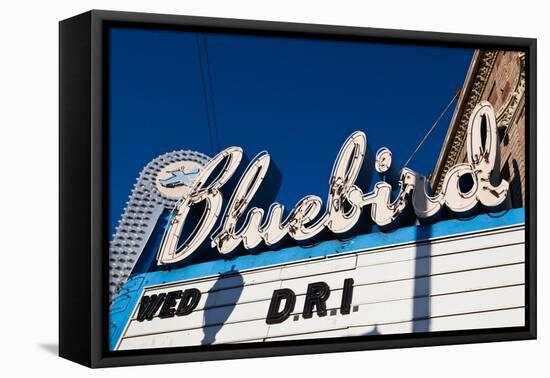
[59,9,537,368]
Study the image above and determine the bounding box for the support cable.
[403,88,462,168]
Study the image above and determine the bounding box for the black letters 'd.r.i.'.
[340,278,354,315]
[266,288,296,324]
[265,279,354,324]
[303,282,330,318]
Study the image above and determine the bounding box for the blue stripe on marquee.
[109,207,525,350]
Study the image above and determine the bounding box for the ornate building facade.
[431,50,526,208]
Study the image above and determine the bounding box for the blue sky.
[109,27,473,236]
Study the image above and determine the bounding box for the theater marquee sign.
[109,102,526,351]
[59,12,536,366]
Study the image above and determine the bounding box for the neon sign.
[157,101,509,265]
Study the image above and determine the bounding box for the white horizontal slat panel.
[143,267,283,296]
[119,319,270,350]
[143,255,356,298]
[278,255,356,279]
[266,285,524,338]
[348,263,524,306]
[139,227,524,299]
[266,308,525,341]
[354,244,523,286]
[122,267,524,339]
[116,226,526,350]
[120,286,524,349]
[130,243,524,325]
[355,227,524,267]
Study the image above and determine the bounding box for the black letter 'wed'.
[136,288,202,321]
[136,293,166,322]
